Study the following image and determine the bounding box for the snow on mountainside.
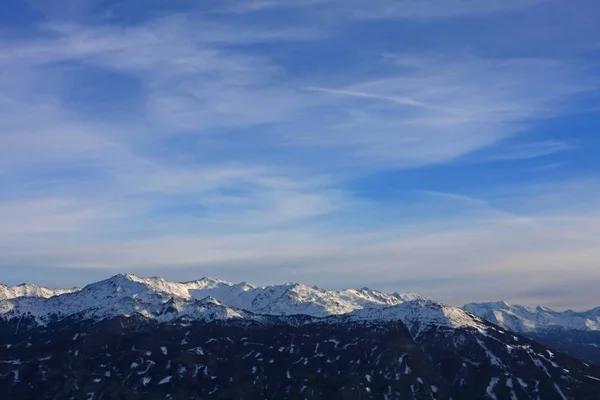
[464,301,600,332]
[4,274,600,399]
[156,296,253,323]
[344,299,488,337]
[0,273,491,350]
[0,283,78,300]
[0,275,259,325]
[3,274,597,338]
[0,273,427,325]
[181,276,424,317]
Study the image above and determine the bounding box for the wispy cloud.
[488,140,574,161]
[1,15,594,169]
[288,56,595,167]
[305,87,435,109]
[216,0,548,19]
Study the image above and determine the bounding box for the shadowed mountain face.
[1,314,599,400]
[525,329,600,366]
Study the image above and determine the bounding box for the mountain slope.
[465,301,600,365]
[1,311,599,399]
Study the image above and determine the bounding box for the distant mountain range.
[3,274,598,337]
[1,274,599,399]
[0,282,78,300]
[464,301,600,332]
[464,301,600,366]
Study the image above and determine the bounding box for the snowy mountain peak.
[0,283,79,300]
[183,276,235,287]
[100,272,140,284]
[0,274,432,326]
[393,292,427,302]
[196,296,225,307]
[535,305,554,313]
[5,274,599,336]
[0,274,495,343]
[346,298,488,337]
[464,301,600,333]
[491,300,510,309]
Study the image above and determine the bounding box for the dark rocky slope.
[1,314,599,400]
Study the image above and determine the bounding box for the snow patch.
[486,377,499,400]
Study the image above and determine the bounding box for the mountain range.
[1,274,599,399]
[464,301,600,366]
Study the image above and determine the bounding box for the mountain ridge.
[464,301,600,333]
[1,273,600,399]
[2,273,598,332]
[0,282,78,300]
[0,273,428,324]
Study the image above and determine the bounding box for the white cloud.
[293,56,595,166]
[1,16,594,170]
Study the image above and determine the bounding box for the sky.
[1,0,599,309]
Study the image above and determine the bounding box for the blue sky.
[1,0,599,309]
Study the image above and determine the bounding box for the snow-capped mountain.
[464,301,600,332]
[1,274,600,399]
[0,273,493,350]
[0,283,78,300]
[141,273,424,317]
[0,273,425,324]
[156,296,252,323]
[343,299,489,338]
[464,301,600,365]
[2,274,598,338]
